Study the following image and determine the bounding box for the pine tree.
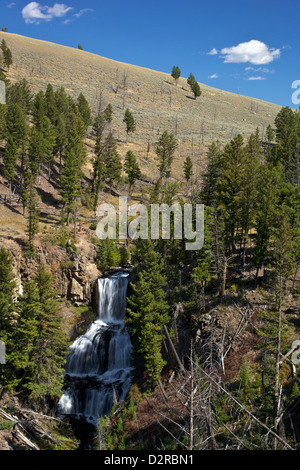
[54,114,67,168]
[217,134,247,252]
[239,132,261,264]
[190,208,214,312]
[5,268,69,402]
[3,47,12,69]
[60,132,86,227]
[123,108,136,138]
[0,103,6,140]
[126,240,169,388]
[1,39,12,69]
[26,267,70,404]
[101,132,122,187]
[28,116,56,179]
[0,248,16,341]
[124,150,141,194]
[253,164,282,284]
[183,156,193,182]
[187,73,196,88]
[92,104,113,204]
[155,131,178,181]
[200,141,222,209]
[6,279,40,392]
[5,103,26,149]
[45,83,58,125]
[25,180,40,257]
[191,80,201,99]
[32,90,46,127]
[38,115,56,180]
[171,66,181,85]
[6,79,32,115]
[77,92,92,130]
[4,134,17,196]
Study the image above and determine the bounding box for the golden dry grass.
[1,31,281,182]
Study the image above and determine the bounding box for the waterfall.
[57,272,132,424]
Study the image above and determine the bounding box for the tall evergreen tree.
[126,240,169,388]
[0,248,16,342]
[124,150,141,194]
[101,132,122,187]
[26,267,70,404]
[200,142,222,209]
[44,83,58,125]
[183,156,193,182]
[4,134,17,196]
[123,108,136,138]
[171,66,181,85]
[5,103,26,149]
[155,131,178,181]
[25,180,40,257]
[77,92,92,130]
[6,79,32,115]
[60,131,86,227]
[217,134,247,252]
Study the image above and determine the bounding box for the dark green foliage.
[187,73,201,99]
[60,133,86,225]
[3,134,17,189]
[5,103,27,149]
[171,65,181,84]
[0,248,16,339]
[191,80,201,99]
[183,155,193,181]
[126,239,169,388]
[155,130,178,180]
[217,134,247,252]
[1,39,12,69]
[6,79,32,115]
[101,132,122,186]
[187,73,195,87]
[92,104,114,207]
[97,238,121,271]
[199,141,222,208]
[123,108,136,135]
[77,92,92,130]
[28,116,56,178]
[3,267,69,403]
[124,150,141,193]
[32,90,46,127]
[25,180,40,256]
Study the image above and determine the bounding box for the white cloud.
[247,76,267,81]
[208,73,218,79]
[208,48,218,55]
[245,66,274,73]
[220,40,280,65]
[7,2,16,8]
[74,8,94,19]
[22,2,73,24]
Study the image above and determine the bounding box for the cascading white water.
[57,272,132,424]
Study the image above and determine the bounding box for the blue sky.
[1,0,299,108]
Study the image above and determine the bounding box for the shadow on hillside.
[3,201,23,215]
[36,187,60,208]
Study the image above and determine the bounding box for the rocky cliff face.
[9,241,101,308]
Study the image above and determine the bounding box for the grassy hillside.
[0,31,281,181]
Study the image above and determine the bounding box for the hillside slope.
[0,32,281,180]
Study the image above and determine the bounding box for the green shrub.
[0,420,13,431]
